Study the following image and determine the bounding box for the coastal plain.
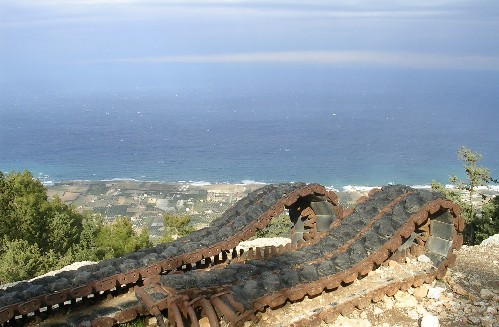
[46,180,274,242]
[46,180,497,244]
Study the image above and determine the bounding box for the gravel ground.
[317,237,499,327]
[190,236,498,327]
[217,236,499,327]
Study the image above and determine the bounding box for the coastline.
[45,179,498,241]
[46,179,499,204]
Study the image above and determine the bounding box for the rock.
[480,233,499,245]
[468,316,482,325]
[394,291,418,308]
[356,318,372,327]
[384,296,394,310]
[388,260,401,268]
[481,315,498,327]
[199,317,210,327]
[416,304,428,316]
[480,288,496,300]
[421,314,439,327]
[334,315,372,327]
[414,285,429,300]
[471,280,482,287]
[486,306,496,314]
[418,254,432,263]
[146,317,157,327]
[427,287,445,300]
[407,309,419,320]
[451,283,468,296]
[373,307,384,315]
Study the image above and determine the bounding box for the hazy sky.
[1,0,499,93]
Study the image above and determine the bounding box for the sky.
[1,0,499,93]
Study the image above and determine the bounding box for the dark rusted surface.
[0,183,464,326]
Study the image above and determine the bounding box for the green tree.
[0,171,51,248]
[449,147,491,216]
[161,214,195,243]
[475,196,499,243]
[95,216,152,260]
[433,146,497,244]
[255,213,291,238]
[47,196,84,256]
[0,238,43,284]
[62,213,104,263]
[0,170,155,282]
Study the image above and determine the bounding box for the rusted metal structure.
[0,183,463,326]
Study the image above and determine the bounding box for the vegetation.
[160,214,195,243]
[432,146,498,245]
[0,170,151,284]
[255,213,291,238]
[94,216,151,260]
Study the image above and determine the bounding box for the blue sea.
[1,69,498,189]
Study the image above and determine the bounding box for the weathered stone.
[384,296,394,310]
[146,317,157,327]
[451,283,468,296]
[394,291,418,308]
[418,254,432,263]
[471,280,482,287]
[427,286,445,300]
[468,316,482,325]
[416,304,428,316]
[407,309,419,320]
[480,288,496,300]
[414,285,429,300]
[421,314,439,327]
[199,317,210,327]
[335,315,372,327]
[388,260,401,268]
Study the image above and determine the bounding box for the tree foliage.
[0,238,43,284]
[255,213,291,238]
[449,146,491,215]
[95,216,152,260]
[478,196,499,243]
[161,214,195,243]
[0,170,152,284]
[432,146,498,245]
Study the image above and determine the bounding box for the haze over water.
[1,1,498,188]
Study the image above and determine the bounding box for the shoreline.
[42,178,499,244]
[44,178,499,194]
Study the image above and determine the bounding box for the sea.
[1,68,498,191]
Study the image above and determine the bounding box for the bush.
[0,170,152,283]
[0,238,43,284]
[160,214,195,243]
[432,146,498,245]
